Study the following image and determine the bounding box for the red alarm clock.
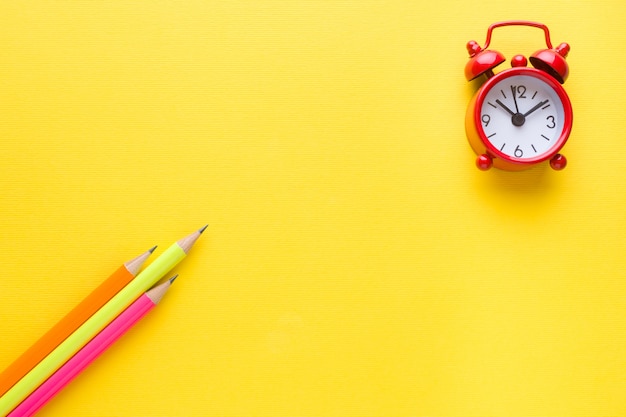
[464,21,573,171]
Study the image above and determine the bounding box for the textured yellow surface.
[1,1,625,416]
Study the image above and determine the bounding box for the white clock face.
[479,74,567,161]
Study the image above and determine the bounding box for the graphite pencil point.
[148,246,158,253]
[169,274,179,283]
[198,224,209,234]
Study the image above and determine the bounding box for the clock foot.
[476,154,493,170]
[550,154,567,170]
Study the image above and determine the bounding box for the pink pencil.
[8,276,177,417]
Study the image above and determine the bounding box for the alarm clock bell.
[465,21,570,84]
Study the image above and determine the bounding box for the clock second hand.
[511,85,520,113]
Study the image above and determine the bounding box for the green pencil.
[0,225,207,415]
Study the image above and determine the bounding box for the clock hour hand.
[497,97,526,127]
[523,99,549,118]
[495,99,516,116]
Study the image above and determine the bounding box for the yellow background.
[1,1,625,416]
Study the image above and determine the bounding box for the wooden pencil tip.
[169,274,179,283]
[198,224,209,234]
[148,245,158,253]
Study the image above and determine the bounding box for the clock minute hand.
[523,100,549,118]
[495,99,516,116]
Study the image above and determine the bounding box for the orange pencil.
[0,247,156,396]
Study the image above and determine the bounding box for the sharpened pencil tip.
[198,224,209,234]
[169,274,178,283]
[148,245,158,253]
